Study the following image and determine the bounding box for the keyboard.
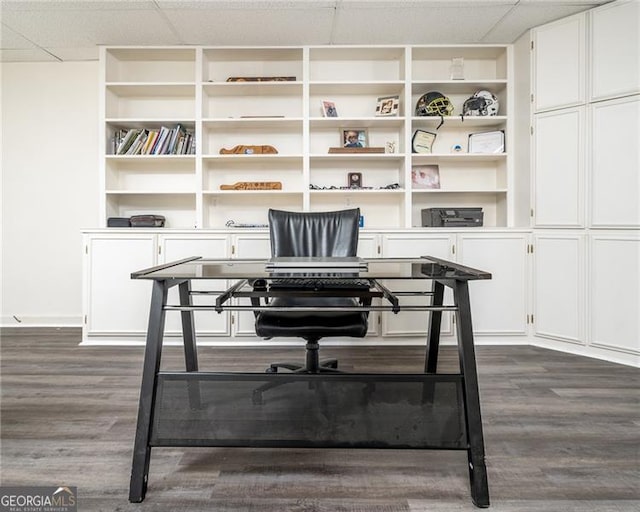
[269,278,372,290]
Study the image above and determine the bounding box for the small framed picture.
[375,95,400,116]
[412,164,441,189]
[341,128,368,148]
[321,100,338,117]
[348,172,362,188]
[411,129,437,153]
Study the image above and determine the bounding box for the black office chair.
[254,208,369,374]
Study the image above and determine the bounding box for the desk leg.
[179,280,198,372]
[425,280,445,374]
[129,280,168,503]
[454,280,490,509]
[179,280,201,409]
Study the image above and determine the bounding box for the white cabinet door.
[590,0,640,101]
[533,233,585,345]
[358,233,382,335]
[457,233,529,337]
[159,235,230,337]
[589,234,640,356]
[533,107,585,227]
[84,234,157,337]
[380,233,453,337]
[533,13,586,112]
[232,233,271,336]
[590,95,640,228]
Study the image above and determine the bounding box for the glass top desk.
[128,256,492,508]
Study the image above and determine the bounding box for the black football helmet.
[415,91,454,117]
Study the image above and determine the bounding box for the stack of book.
[113,124,195,155]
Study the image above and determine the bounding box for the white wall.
[1,61,99,326]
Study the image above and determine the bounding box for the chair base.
[269,339,340,374]
[267,358,340,374]
[253,339,341,404]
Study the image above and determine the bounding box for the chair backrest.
[268,209,360,257]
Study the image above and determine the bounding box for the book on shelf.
[152,127,170,155]
[112,125,195,156]
[126,129,148,155]
[116,129,140,155]
[141,130,158,155]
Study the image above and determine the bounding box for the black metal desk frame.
[128,256,492,508]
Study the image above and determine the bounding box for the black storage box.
[107,217,131,227]
[421,208,483,227]
[129,215,166,228]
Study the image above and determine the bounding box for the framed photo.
[412,165,441,189]
[375,95,400,116]
[341,128,368,148]
[348,172,362,188]
[411,129,437,153]
[468,130,505,154]
[321,100,338,118]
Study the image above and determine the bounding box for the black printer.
[421,208,484,227]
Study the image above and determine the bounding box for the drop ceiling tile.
[483,3,596,42]
[516,0,605,5]
[0,8,180,47]
[332,3,513,44]
[44,46,101,61]
[166,7,336,45]
[339,0,515,5]
[0,1,156,11]
[158,0,336,7]
[0,23,38,49]
[0,48,59,62]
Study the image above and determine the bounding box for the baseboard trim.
[0,326,82,338]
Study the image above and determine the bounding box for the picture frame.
[341,128,368,148]
[411,129,437,153]
[348,172,362,188]
[468,130,505,154]
[321,100,338,118]
[411,165,441,189]
[375,95,400,116]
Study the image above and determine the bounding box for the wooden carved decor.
[220,145,278,155]
[226,77,296,82]
[220,182,283,190]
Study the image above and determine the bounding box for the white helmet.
[462,90,499,116]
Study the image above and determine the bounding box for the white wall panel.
[1,61,99,326]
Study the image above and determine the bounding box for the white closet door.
[457,233,529,336]
[590,0,640,101]
[533,107,585,227]
[533,13,585,112]
[533,233,585,345]
[590,95,640,228]
[590,234,640,356]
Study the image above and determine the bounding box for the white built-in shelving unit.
[100,45,514,230]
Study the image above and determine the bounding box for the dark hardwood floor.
[1,328,638,511]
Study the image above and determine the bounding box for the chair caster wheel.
[266,366,277,373]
